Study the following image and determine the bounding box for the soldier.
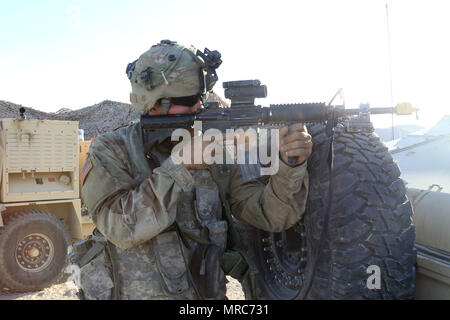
[74,40,312,300]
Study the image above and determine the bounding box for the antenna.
[19,107,26,120]
[386,3,395,140]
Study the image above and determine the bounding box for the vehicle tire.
[0,210,72,292]
[239,122,416,300]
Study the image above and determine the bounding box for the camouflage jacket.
[79,121,308,299]
[81,121,309,250]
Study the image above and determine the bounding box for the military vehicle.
[387,116,450,299]
[0,110,94,292]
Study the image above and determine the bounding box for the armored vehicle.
[0,115,94,292]
[388,116,450,299]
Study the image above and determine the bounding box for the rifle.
[141,79,417,164]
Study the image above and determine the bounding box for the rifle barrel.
[339,107,395,116]
[141,104,399,132]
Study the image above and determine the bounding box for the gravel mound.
[0,99,140,140]
[0,92,226,141]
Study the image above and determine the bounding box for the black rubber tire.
[239,122,416,300]
[0,210,72,292]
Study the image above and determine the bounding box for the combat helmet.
[126,40,222,114]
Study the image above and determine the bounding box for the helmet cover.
[126,40,221,113]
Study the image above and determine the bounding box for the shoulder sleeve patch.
[81,158,93,186]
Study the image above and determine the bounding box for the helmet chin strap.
[201,69,207,95]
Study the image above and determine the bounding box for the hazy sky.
[1,0,449,129]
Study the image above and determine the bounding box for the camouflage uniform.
[77,121,308,300]
[74,40,309,300]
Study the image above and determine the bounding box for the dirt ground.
[0,276,244,300]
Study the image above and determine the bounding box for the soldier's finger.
[282,131,312,144]
[288,123,306,133]
[280,140,313,152]
[284,148,312,157]
[279,126,289,139]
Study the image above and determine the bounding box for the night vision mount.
[196,48,222,92]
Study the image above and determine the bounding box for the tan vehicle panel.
[78,139,93,195]
[0,119,79,202]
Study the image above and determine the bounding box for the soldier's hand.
[181,136,224,170]
[279,123,313,167]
